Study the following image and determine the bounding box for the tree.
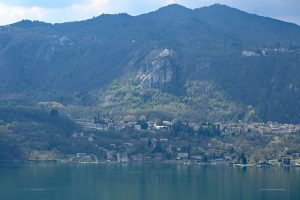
[238,152,248,164]
[138,120,148,130]
[153,140,162,153]
[244,105,258,122]
[147,139,152,149]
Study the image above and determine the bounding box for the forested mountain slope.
[0,4,300,123]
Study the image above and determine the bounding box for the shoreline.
[2,159,297,168]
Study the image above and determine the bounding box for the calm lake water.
[0,163,299,200]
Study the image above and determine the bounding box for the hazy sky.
[0,0,299,26]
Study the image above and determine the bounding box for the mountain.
[0,4,300,123]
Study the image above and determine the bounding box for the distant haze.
[0,0,299,26]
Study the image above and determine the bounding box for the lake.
[0,163,299,200]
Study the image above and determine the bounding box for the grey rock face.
[137,49,174,89]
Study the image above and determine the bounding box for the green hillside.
[0,105,82,161]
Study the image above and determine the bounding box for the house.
[121,154,129,163]
[131,154,143,162]
[224,156,233,162]
[268,159,281,166]
[123,143,133,148]
[77,153,87,158]
[292,159,300,167]
[166,145,173,153]
[134,124,142,131]
[225,143,234,150]
[162,121,173,126]
[160,138,168,143]
[88,136,94,142]
[154,123,168,130]
[213,159,226,164]
[108,123,116,130]
[147,121,155,130]
[214,150,224,159]
[106,152,114,161]
[231,153,238,159]
[191,155,202,161]
[188,123,200,131]
[177,153,189,160]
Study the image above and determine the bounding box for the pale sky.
[0,0,299,26]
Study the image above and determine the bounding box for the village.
[76,117,300,135]
[66,117,300,167]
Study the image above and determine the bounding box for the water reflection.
[0,163,299,200]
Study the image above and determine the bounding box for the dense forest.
[0,105,82,161]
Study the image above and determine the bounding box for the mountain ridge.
[4,4,299,28]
